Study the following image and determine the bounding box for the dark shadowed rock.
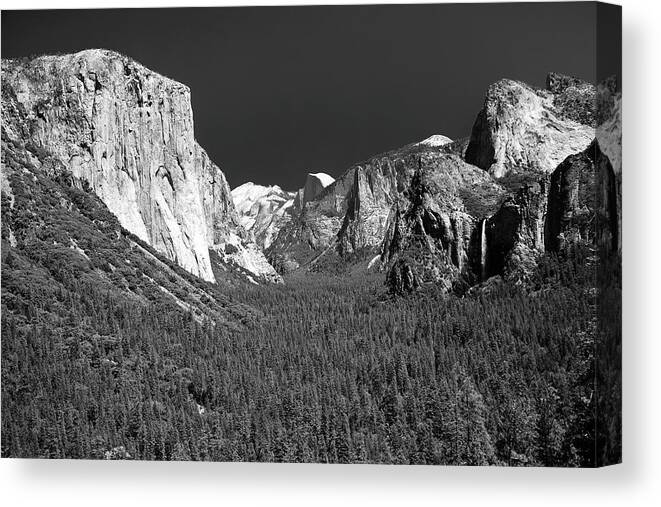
[545,148,596,252]
[595,79,621,254]
[485,181,547,281]
[378,156,502,293]
[594,141,620,255]
[386,258,421,294]
[302,172,335,205]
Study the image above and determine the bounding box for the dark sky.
[2,3,608,190]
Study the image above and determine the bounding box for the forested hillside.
[1,47,621,467]
[2,235,619,465]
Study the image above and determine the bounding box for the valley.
[0,48,621,465]
[0,249,614,465]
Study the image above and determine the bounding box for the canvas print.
[0,2,621,466]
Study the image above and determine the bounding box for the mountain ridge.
[1,49,620,297]
[249,73,620,294]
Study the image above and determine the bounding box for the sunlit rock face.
[478,81,621,283]
[2,49,280,283]
[335,159,402,256]
[453,72,618,286]
[231,182,295,249]
[270,135,468,267]
[269,143,416,269]
[268,73,620,293]
[382,74,620,292]
[336,143,503,281]
[465,75,594,178]
[269,171,348,268]
[269,134,504,287]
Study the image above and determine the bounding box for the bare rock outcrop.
[543,139,619,257]
[231,182,295,249]
[1,49,280,283]
[483,181,548,282]
[546,72,597,126]
[545,149,595,252]
[595,80,621,254]
[483,123,620,284]
[544,78,621,256]
[379,153,502,290]
[266,72,620,291]
[302,172,335,205]
[269,135,485,275]
[465,75,594,178]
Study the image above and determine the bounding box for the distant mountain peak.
[302,172,335,205]
[307,172,335,187]
[416,134,453,147]
[232,182,290,211]
[231,182,296,250]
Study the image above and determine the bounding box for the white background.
[0,0,658,505]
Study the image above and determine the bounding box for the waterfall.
[480,218,488,281]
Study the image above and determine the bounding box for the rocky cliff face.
[379,156,494,293]
[546,72,597,126]
[263,73,620,293]
[268,136,503,286]
[465,75,595,178]
[1,49,280,284]
[301,172,335,205]
[595,80,621,254]
[379,75,619,293]
[484,181,548,282]
[231,182,295,249]
[268,139,442,271]
[335,157,401,256]
[545,149,595,252]
[481,136,619,286]
[478,82,621,284]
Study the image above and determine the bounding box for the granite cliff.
[2,53,619,294]
[476,77,621,287]
[267,136,503,281]
[1,49,280,284]
[380,75,620,293]
[262,74,620,294]
[465,74,595,178]
[231,182,295,249]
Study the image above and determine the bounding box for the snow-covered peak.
[231,181,296,249]
[232,182,291,215]
[416,134,453,148]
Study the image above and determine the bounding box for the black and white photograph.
[1,1,622,468]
